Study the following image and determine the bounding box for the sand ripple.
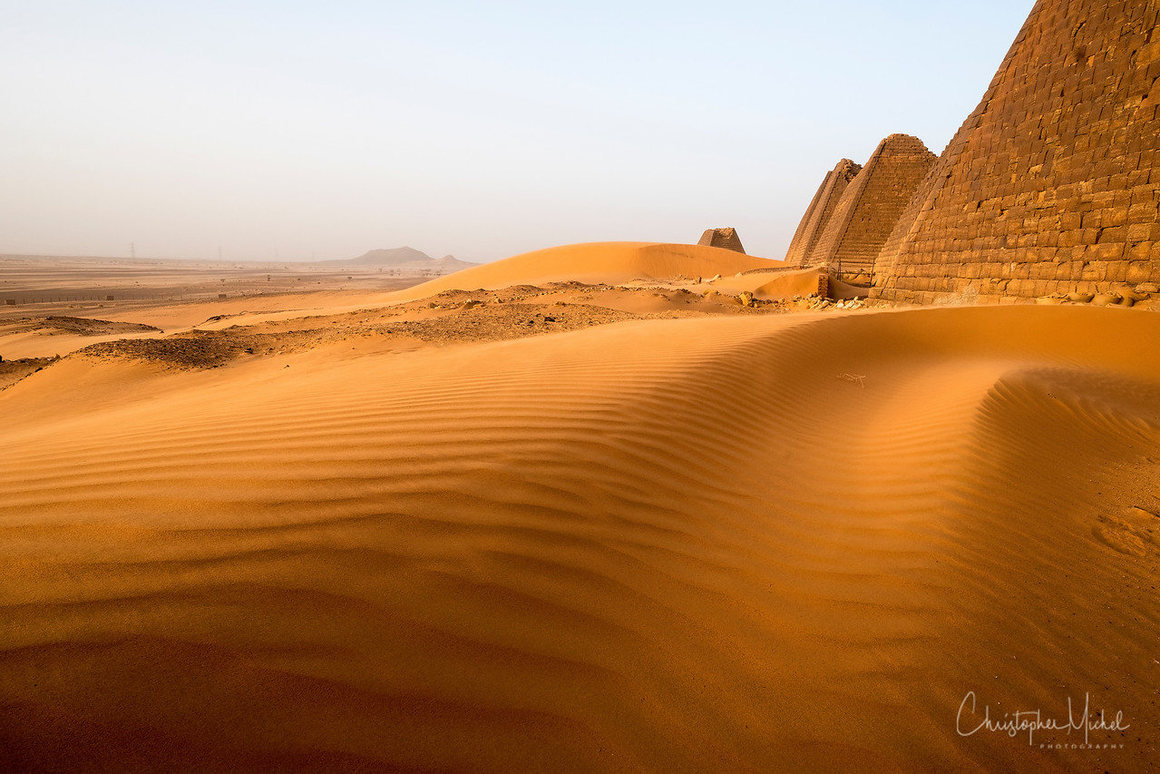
[1,305,1157,771]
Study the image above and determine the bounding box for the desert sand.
[389,241,781,299]
[1,242,1157,771]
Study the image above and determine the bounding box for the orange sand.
[391,242,784,300]
[62,243,788,337]
[700,266,827,300]
[2,286,1158,770]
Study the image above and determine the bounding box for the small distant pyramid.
[874,0,1160,302]
[698,227,746,253]
[785,159,861,267]
[803,134,935,279]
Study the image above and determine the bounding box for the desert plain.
[1,242,1157,771]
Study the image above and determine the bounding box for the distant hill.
[334,247,477,273]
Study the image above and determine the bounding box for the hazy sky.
[2,1,1034,262]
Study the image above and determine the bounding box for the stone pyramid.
[874,0,1160,303]
[698,227,746,253]
[785,159,862,267]
[804,134,936,280]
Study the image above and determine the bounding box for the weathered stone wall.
[874,0,1160,303]
[698,227,746,253]
[785,159,861,266]
[805,134,936,279]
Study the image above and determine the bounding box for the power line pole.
[130,241,136,260]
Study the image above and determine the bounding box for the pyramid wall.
[784,159,861,266]
[874,0,1160,303]
[804,134,936,278]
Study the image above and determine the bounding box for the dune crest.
[390,241,783,301]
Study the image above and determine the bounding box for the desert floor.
[1,243,1158,771]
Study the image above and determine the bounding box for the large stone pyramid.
[785,159,862,266]
[803,134,936,279]
[874,0,1160,303]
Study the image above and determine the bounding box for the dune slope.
[391,241,783,300]
[1,306,1158,771]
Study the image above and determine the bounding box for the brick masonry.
[698,227,746,253]
[874,0,1160,303]
[804,135,936,278]
[785,159,861,267]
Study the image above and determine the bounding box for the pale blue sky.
[1,1,1034,261]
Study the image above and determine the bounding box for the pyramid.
[697,227,746,253]
[874,0,1160,303]
[803,134,936,280]
[784,159,862,267]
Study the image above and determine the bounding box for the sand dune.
[9,243,783,341]
[2,303,1157,771]
[391,242,784,300]
[699,266,827,300]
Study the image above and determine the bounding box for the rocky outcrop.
[335,247,477,273]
